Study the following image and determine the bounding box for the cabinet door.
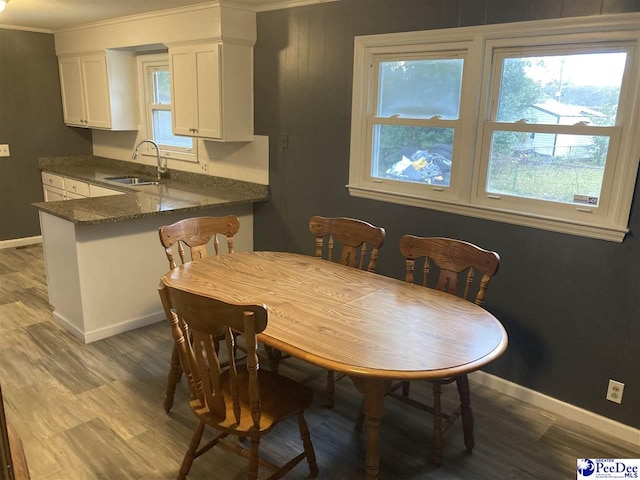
[170,47,197,137]
[58,57,86,127]
[65,178,90,197]
[194,45,222,139]
[81,55,112,129]
[65,191,86,200]
[43,185,65,202]
[170,44,222,139]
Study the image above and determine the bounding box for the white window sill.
[347,185,628,242]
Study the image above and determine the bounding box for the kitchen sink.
[105,175,159,186]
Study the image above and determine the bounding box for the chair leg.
[354,400,365,433]
[401,380,411,398]
[456,375,475,453]
[327,370,336,408]
[298,413,319,476]
[179,420,205,479]
[164,344,183,412]
[249,436,260,480]
[264,346,282,373]
[432,381,443,466]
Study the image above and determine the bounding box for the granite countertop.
[34,156,269,225]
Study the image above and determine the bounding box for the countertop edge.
[35,157,269,225]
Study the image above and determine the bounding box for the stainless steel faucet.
[132,139,167,181]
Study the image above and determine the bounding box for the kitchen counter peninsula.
[33,156,268,344]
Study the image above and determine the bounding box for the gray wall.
[0,29,92,241]
[253,0,640,428]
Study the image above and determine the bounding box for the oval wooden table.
[160,251,508,479]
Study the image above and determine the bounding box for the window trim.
[137,53,198,163]
[348,14,640,242]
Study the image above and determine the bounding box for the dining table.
[160,251,508,479]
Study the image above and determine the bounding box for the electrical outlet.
[606,379,624,404]
[200,160,208,173]
[0,144,10,157]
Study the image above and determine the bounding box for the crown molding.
[0,24,53,34]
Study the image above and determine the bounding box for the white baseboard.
[0,236,42,249]
[82,312,166,344]
[52,310,165,344]
[469,371,640,446]
[51,310,85,343]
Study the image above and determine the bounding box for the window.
[138,54,196,162]
[372,55,463,189]
[349,14,640,242]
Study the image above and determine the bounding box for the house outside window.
[138,53,196,162]
[348,14,640,242]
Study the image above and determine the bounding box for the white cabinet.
[43,184,65,202]
[41,172,125,201]
[65,178,90,197]
[58,51,138,130]
[169,42,253,142]
[42,173,65,202]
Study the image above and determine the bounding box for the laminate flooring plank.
[24,320,82,357]
[539,419,639,458]
[55,417,157,480]
[3,379,97,441]
[0,346,53,390]
[77,380,173,441]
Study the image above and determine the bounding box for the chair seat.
[192,369,314,434]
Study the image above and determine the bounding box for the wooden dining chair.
[265,215,385,408]
[356,235,500,466]
[158,281,318,480]
[158,215,240,412]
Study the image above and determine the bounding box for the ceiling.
[0,0,326,32]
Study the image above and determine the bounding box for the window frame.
[369,51,468,199]
[348,14,640,242]
[137,53,197,163]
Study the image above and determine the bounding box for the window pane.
[486,130,608,205]
[378,59,463,120]
[152,110,192,149]
[497,52,627,126]
[372,125,454,186]
[152,71,171,105]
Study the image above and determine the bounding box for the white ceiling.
[0,0,331,32]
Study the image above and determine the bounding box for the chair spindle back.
[159,282,267,426]
[158,216,240,269]
[399,235,500,306]
[309,216,385,272]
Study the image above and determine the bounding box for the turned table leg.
[350,376,391,480]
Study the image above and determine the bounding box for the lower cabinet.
[42,172,66,201]
[43,184,65,202]
[41,172,125,201]
[65,177,90,198]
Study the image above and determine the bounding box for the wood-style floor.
[0,244,637,479]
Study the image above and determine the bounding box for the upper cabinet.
[58,50,138,130]
[169,42,253,142]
